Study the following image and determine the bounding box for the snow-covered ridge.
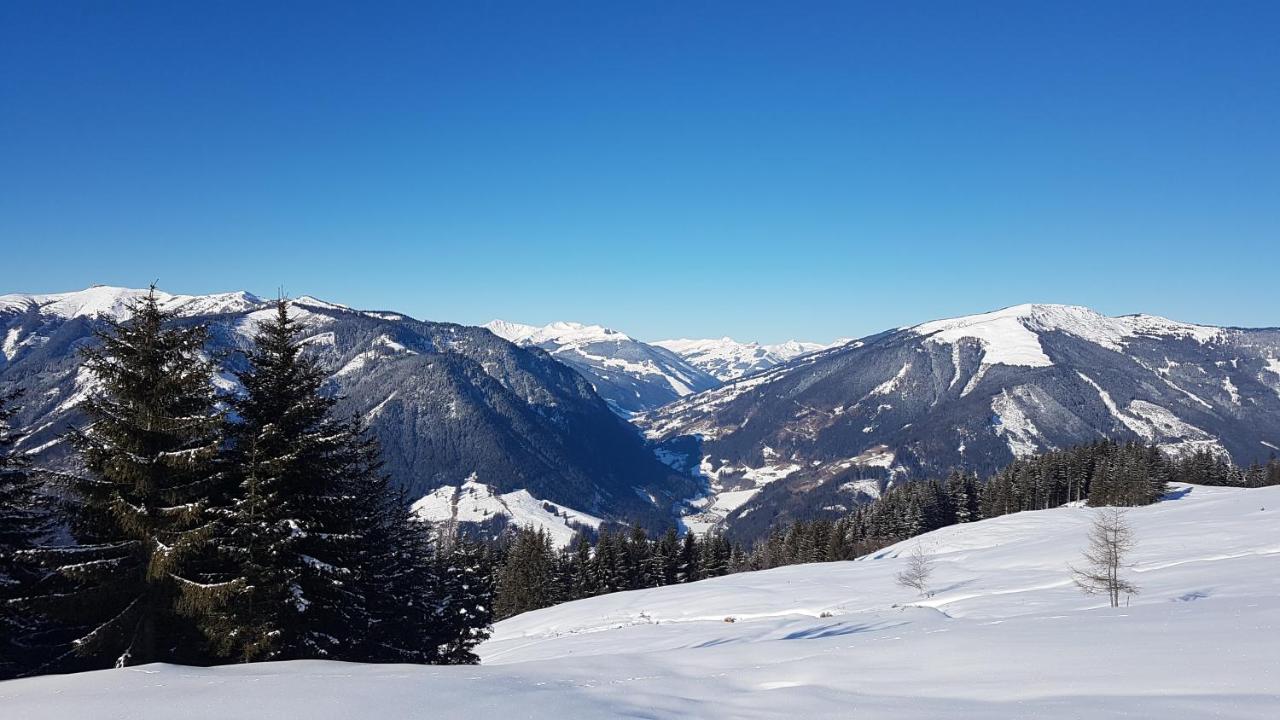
[910,303,1226,368]
[0,286,373,325]
[653,336,826,381]
[410,475,602,548]
[0,286,265,321]
[484,319,721,414]
[484,319,632,346]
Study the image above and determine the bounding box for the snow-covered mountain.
[0,287,694,530]
[9,483,1277,718]
[483,320,720,415]
[0,286,264,325]
[641,304,1280,537]
[652,336,827,381]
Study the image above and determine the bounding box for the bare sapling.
[896,543,935,598]
[1072,507,1139,608]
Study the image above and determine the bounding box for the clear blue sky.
[2,1,1277,343]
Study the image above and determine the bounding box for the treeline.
[1174,449,1280,488]
[492,439,1280,617]
[757,441,1278,567]
[492,525,735,619]
[0,291,490,680]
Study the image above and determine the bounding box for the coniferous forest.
[2,290,1279,677]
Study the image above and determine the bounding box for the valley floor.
[4,484,1278,719]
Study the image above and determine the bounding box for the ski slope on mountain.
[5,483,1277,719]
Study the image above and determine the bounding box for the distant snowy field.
[5,484,1278,719]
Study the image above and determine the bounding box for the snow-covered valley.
[6,483,1277,718]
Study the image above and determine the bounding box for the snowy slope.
[909,303,1225,368]
[5,484,1277,719]
[484,319,721,415]
[409,474,603,547]
[0,285,264,321]
[654,336,826,381]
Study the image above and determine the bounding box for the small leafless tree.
[1072,507,1139,608]
[896,543,935,597]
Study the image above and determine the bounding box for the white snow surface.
[410,475,602,548]
[0,286,263,321]
[679,460,804,534]
[910,303,1226,368]
[1,327,21,361]
[654,336,825,381]
[483,319,715,402]
[6,484,1277,718]
[1264,358,1280,399]
[484,319,631,345]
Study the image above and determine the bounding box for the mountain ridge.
[641,302,1280,538]
[0,286,695,532]
[483,318,720,415]
[651,336,829,381]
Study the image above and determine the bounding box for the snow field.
[5,484,1277,719]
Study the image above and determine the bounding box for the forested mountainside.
[0,287,694,528]
[483,320,720,415]
[642,304,1280,536]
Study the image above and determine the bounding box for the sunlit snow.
[8,484,1277,719]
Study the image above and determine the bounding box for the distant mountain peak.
[484,319,632,346]
[643,303,1279,540]
[483,319,719,415]
[653,336,826,381]
[909,303,1225,368]
[0,285,265,321]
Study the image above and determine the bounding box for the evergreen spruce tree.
[348,472,437,664]
[494,527,556,619]
[41,289,227,669]
[700,533,730,577]
[0,390,56,679]
[677,531,701,583]
[429,533,494,663]
[195,299,378,661]
[654,528,680,586]
[570,534,597,598]
[825,517,852,561]
[593,527,629,594]
[624,523,651,590]
[946,470,972,523]
[357,500,491,666]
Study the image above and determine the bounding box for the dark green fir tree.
[0,390,56,679]
[197,299,375,661]
[41,288,227,669]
